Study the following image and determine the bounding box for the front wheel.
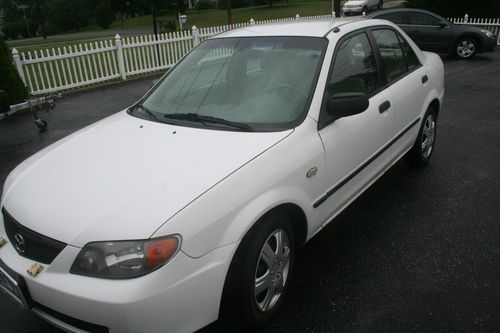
[221,213,295,328]
[456,38,477,59]
[404,107,437,167]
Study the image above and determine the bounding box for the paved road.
[0,49,499,332]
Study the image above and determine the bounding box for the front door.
[406,12,451,53]
[315,31,394,223]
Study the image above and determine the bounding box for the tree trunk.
[35,0,47,39]
[334,0,341,15]
[227,0,232,26]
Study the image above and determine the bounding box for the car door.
[315,31,394,222]
[406,12,451,52]
[370,28,429,161]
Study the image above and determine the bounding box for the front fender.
[151,117,326,258]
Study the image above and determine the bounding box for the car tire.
[378,0,383,9]
[404,107,437,167]
[455,37,477,59]
[221,212,295,328]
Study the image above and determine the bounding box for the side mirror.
[327,92,369,120]
[438,22,448,29]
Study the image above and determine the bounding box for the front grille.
[2,209,66,264]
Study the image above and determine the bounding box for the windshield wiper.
[131,104,158,120]
[163,113,253,131]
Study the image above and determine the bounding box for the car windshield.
[132,36,327,131]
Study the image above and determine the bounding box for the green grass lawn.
[106,1,335,31]
[9,0,388,52]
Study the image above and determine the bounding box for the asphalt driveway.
[1,49,499,332]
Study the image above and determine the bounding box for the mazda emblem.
[14,233,26,254]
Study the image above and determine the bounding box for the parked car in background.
[0,17,444,333]
[368,8,498,59]
[343,0,383,15]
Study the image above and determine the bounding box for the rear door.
[369,27,429,160]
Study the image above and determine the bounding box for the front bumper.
[482,35,498,52]
[0,230,236,333]
[342,7,364,14]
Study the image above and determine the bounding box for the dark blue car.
[368,8,498,59]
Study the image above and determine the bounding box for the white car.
[0,18,444,333]
[343,0,383,15]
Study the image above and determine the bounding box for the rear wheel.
[456,37,477,59]
[221,213,295,328]
[404,107,437,167]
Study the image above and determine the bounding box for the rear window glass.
[378,12,407,25]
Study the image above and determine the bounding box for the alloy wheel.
[421,113,436,159]
[254,229,291,312]
[457,40,475,58]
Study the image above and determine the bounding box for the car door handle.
[379,101,391,113]
[422,75,429,84]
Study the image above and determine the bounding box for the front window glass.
[328,32,378,96]
[134,37,327,132]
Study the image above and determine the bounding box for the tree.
[95,1,114,29]
[406,0,500,17]
[46,0,90,32]
[0,36,28,105]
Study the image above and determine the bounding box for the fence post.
[115,34,127,80]
[11,48,26,85]
[332,11,336,18]
[464,13,469,23]
[192,25,200,46]
[295,14,300,20]
[250,18,255,25]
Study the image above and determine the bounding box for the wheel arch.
[429,98,440,118]
[218,202,308,321]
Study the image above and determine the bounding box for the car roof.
[367,8,444,18]
[215,17,364,38]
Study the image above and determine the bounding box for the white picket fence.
[12,13,500,96]
[448,15,500,45]
[12,14,333,95]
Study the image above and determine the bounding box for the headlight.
[70,235,181,279]
[481,29,494,38]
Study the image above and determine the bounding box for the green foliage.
[95,1,115,29]
[195,0,215,10]
[0,37,28,105]
[405,0,500,17]
[46,0,90,32]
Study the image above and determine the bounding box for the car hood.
[1,111,291,247]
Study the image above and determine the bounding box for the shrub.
[95,1,115,29]
[196,0,215,10]
[0,36,28,105]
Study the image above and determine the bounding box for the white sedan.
[0,18,444,333]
